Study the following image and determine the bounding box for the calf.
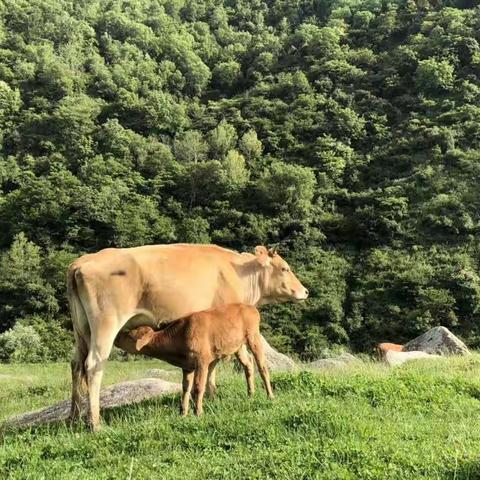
[115,303,273,416]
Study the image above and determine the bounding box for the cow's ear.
[136,332,153,351]
[268,247,278,257]
[254,245,271,267]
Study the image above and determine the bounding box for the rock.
[333,352,358,363]
[384,350,441,367]
[404,326,469,356]
[308,359,345,369]
[2,378,181,431]
[261,336,298,372]
[146,369,176,378]
[308,352,359,369]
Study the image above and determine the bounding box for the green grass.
[2,356,480,479]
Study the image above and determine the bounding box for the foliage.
[0,324,45,363]
[18,316,73,362]
[0,233,58,332]
[0,316,73,363]
[0,0,480,355]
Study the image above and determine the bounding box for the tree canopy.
[0,0,480,358]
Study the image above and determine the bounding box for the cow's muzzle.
[294,288,309,300]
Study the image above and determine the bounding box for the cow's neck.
[242,268,262,305]
[235,257,267,306]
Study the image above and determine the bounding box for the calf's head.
[128,326,156,351]
[254,246,309,304]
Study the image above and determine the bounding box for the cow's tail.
[67,264,90,352]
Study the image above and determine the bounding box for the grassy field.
[1,356,480,479]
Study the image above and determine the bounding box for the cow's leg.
[193,363,209,416]
[181,370,194,416]
[236,345,255,397]
[85,317,119,431]
[248,332,274,399]
[69,329,89,423]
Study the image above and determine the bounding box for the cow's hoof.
[88,422,102,432]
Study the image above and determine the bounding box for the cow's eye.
[282,267,289,272]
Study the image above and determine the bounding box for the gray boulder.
[404,326,469,356]
[308,352,359,370]
[261,336,298,372]
[2,378,181,431]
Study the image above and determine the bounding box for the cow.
[376,342,404,361]
[67,244,308,430]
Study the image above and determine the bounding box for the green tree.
[208,120,238,160]
[239,129,263,162]
[174,130,208,163]
[416,58,455,94]
[223,150,249,188]
[255,162,316,217]
[212,60,241,89]
[0,233,58,332]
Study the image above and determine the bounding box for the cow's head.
[254,246,309,304]
[128,326,155,351]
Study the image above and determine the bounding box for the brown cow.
[115,304,273,416]
[68,244,308,430]
[376,342,404,360]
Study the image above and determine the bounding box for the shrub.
[0,324,46,363]
[19,316,73,362]
[2,315,135,363]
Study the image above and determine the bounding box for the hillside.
[0,0,480,356]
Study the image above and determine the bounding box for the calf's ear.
[254,245,271,267]
[136,332,153,351]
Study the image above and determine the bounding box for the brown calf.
[115,303,273,416]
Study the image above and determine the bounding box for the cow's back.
[70,244,247,328]
[133,245,245,322]
[69,248,145,323]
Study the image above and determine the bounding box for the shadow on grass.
[100,392,181,424]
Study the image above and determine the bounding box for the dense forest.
[0,0,479,361]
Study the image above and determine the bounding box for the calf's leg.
[207,366,217,398]
[248,332,274,399]
[181,370,194,416]
[236,345,255,397]
[193,364,209,416]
